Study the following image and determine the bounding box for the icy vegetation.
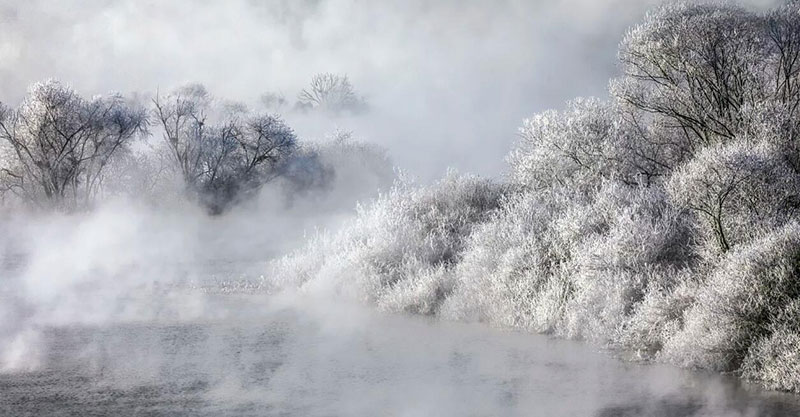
[269,3,800,394]
[3,0,800,399]
[0,78,384,214]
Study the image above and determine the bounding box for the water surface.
[1,294,799,417]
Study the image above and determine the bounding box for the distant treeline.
[271,3,800,394]
[0,73,379,213]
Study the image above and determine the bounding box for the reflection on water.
[1,294,799,417]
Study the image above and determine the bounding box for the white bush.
[558,182,695,342]
[662,222,800,372]
[741,299,800,392]
[440,187,574,332]
[269,172,505,310]
[507,98,622,191]
[621,274,699,356]
[667,139,800,253]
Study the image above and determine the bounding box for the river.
[1,292,799,417]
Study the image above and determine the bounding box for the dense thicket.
[271,3,800,393]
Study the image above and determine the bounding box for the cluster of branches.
[261,72,368,115]
[511,2,800,253]
[0,81,148,209]
[0,81,298,213]
[153,84,297,213]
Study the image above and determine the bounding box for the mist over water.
[3,0,800,415]
[3,293,800,417]
[2,198,800,416]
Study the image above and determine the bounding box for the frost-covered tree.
[270,172,505,310]
[154,84,297,213]
[667,140,799,252]
[152,84,211,186]
[766,5,800,113]
[0,80,147,208]
[259,1,800,395]
[0,135,22,198]
[613,3,767,150]
[508,98,620,190]
[297,73,367,114]
[508,97,695,191]
[614,3,800,169]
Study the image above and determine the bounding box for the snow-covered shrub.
[741,299,800,392]
[507,98,620,191]
[442,180,695,342]
[621,273,699,356]
[558,182,695,342]
[662,222,800,373]
[260,1,800,395]
[667,140,800,253]
[440,187,577,332]
[376,266,455,315]
[269,171,506,310]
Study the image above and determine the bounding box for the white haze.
[1,0,798,415]
[4,292,800,416]
[0,0,780,180]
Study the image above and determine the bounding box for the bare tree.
[154,84,297,213]
[0,80,147,208]
[297,73,366,114]
[152,83,211,187]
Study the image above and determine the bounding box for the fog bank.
[0,0,782,180]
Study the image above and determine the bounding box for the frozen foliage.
[558,183,695,342]
[667,139,800,252]
[263,2,800,394]
[270,172,505,312]
[440,187,578,332]
[663,223,800,376]
[614,3,765,147]
[507,98,620,190]
[0,80,147,209]
[741,299,800,392]
[440,181,694,342]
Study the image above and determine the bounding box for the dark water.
[1,295,800,417]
